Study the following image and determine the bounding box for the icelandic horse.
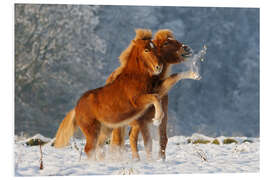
[54,29,165,159]
[109,29,199,160]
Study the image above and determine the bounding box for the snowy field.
[14,133,259,176]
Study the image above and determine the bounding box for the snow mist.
[183,44,207,79]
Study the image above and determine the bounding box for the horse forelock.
[153,29,174,47]
[135,29,152,41]
[121,39,159,76]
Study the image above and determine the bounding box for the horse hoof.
[146,154,153,161]
[156,158,166,162]
[195,73,201,80]
[157,153,166,162]
[152,118,161,126]
[160,112,165,120]
[132,156,140,162]
[154,111,164,121]
[191,72,201,80]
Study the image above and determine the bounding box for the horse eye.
[144,49,150,52]
[163,41,169,46]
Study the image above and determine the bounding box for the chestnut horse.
[109,29,198,160]
[54,29,165,159]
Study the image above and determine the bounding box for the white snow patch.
[14,134,259,176]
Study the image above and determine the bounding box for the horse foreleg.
[96,125,112,160]
[110,127,126,151]
[158,71,200,97]
[133,94,164,126]
[140,122,152,160]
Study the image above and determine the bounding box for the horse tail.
[54,109,77,148]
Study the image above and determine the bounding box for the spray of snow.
[183,44,207,80]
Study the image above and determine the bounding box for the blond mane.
[119,29,152,66]
[106,29,152,84]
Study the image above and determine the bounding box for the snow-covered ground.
[14,133,259,176]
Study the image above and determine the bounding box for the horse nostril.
[183,46,192,55]
[155,65,163,72]
[183,45,189,51]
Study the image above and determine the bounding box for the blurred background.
[15,4,259,138]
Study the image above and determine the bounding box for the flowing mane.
[119,29,152,67]
[106,29,152,84]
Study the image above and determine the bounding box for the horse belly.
[94,95,148,127]
[91,80,150,128]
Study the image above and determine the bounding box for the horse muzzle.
[153,64,163,75]
[181,45,193,57]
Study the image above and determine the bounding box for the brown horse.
[109,29,199,160]
[54,29,165,159]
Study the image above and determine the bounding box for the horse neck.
[122,55,152,79]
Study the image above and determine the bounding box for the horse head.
[153,29,192,64]
[123,29,163,76]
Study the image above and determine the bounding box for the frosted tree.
[15,4,106,136]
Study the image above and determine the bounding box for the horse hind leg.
[78,118,101,160]
[129,125,140,160]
